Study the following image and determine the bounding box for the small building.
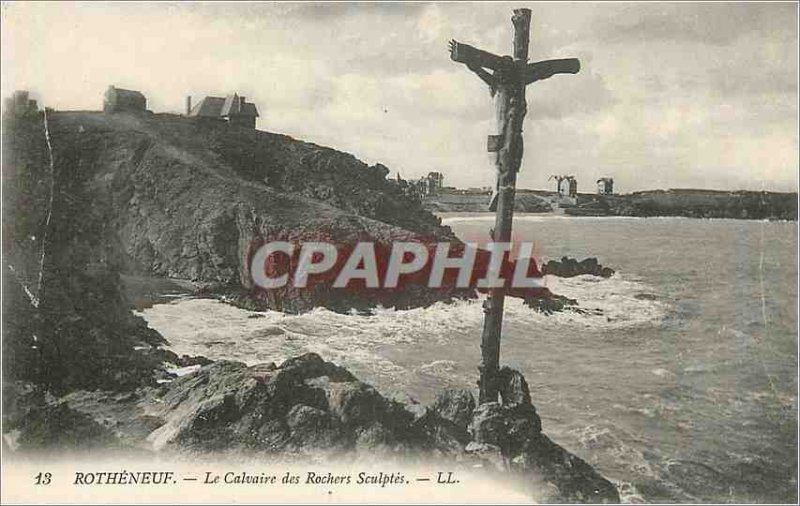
[415,171,444,196]
[597,177,614,195]
[395,171,445,199]
[548,174,578,206]
[103,86,146,113]
[550,175,577,198]
[426,171,444,194]
[188,93,259,129]
[3,90,39,117]
[567,177,577,198]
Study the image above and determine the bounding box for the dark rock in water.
[525,293,580,315]
[542,257,615,278]
[432,388,475,431]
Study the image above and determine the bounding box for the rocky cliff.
[36,111,465,310]
[2,110,165,393]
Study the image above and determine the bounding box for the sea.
[136,214,798,503]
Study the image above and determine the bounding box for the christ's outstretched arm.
[467,63,497,94]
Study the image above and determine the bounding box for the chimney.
[186,96,192,116]
[239,96,246,110]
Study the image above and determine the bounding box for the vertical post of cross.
[478,8,531,404]
[450,7,580,405]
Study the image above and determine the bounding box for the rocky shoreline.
[4,353,620,503]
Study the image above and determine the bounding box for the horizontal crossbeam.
[449,40,508,71]
[521,58,581,84]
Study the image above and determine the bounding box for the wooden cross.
[450,8,580,404]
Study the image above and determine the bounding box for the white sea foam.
[569,424,658,479]
[417,359,458,376]
[136,272,667,395]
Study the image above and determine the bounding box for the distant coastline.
[423,187,797,221]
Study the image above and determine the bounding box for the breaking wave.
[136,272,667,393]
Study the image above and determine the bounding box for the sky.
[2,1,798,192]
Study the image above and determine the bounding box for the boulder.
[285,404,343,449]
[275,353,355,384]
[325,381,390,428]
[432,388,475,430]
[503,403,543,451]
[11,402,118,451]
[469,401,542,453]
[498,367,531,406]
[465,441,506,471]
[469,402,507,445]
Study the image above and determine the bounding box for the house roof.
[105,86,146,103]
[220,95,239,116]
[189,96,225,118]
[115,88,145,98]
[190,94,259,118]
[240,102,259,117]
